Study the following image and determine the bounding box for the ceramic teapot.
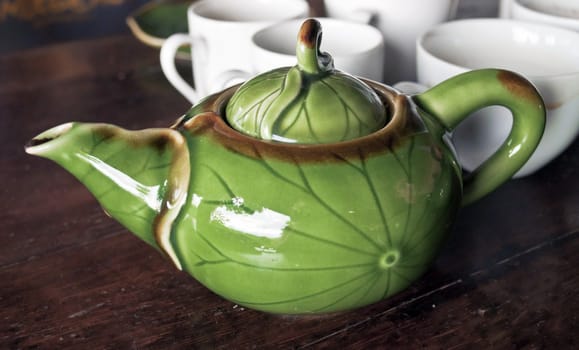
[26,19,545,314]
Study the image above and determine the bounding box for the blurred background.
[0,0,149,53]
[0,0,498,54]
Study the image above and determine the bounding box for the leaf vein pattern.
[331,153,365,175]
[320,80,375,129]
[296,163,384,252]
[202,165,235,198]
[286,227,377,257]
[391,268,414,285]
[232,270,377,306]
[403,216,445,256]
[402,157,449,255]
[313,272,377,312]
[359,153,393,247]
[252,148,308,193]
[400,194,431,252]
[146,162,173,171]
[88,145,168,210]
[258,74,289,135]
[79,145,126,182]
[390,139,414,247]
[255,94,276,136]
[303,99,321,143]
[94,186,117,200]
[227,73,285,106]
[234,88,281,125]
[188,249,228,267]
[196,233,376,272]
[278,101,305,136]
[138,150,155,174]
[351,273,381,309]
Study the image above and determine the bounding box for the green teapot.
[26,19,545,314]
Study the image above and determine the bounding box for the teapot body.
[24,16,545,315]
[172,83,462,313]
[26,67,545,314]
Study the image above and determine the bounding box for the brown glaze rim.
[91,125,191,271]
[175,80,415,163]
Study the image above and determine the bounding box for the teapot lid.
[225,19,388,144]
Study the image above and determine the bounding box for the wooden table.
[1,22,578,350]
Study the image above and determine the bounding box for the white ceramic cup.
[511,0,579,31]
[414,19,579,178]
[159,0,308,104]
[323,0,458,84]
[217,18,385,86]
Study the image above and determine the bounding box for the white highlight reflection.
[77,152,161,211]
[210,205,290,239]
[192,193,203,207]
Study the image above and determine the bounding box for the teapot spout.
[25,122,190,269]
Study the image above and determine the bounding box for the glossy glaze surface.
[25,68,545,314]
[25,123,190,269]
[174,84,461,313]
[225,19,387,144]
[24,15,545,314]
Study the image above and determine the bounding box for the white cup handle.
[160,33,199,104]
[393,81,427,94]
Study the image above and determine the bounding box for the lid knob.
[225,19,388,144]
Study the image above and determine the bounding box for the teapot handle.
[413,69,546,206]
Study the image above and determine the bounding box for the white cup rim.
[418,18,579,79]
[253,17,384,58]
[513,0,579,22]
[190,0,308,23]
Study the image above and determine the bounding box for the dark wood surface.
[2,11,579,350]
